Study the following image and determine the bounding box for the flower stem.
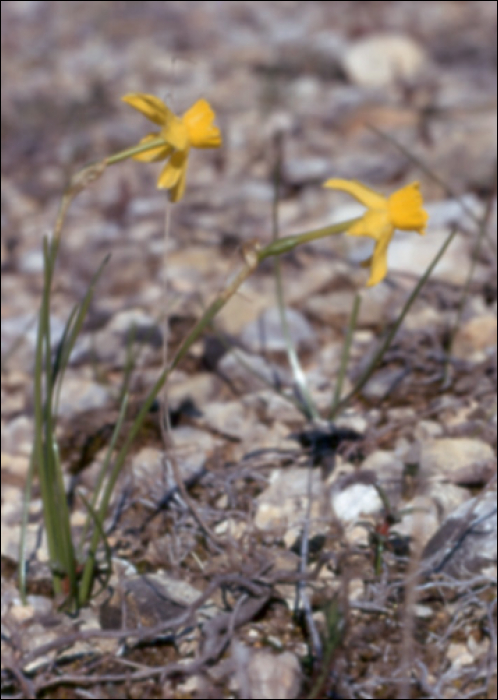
[106,138,167,165]
[259,219,358,261]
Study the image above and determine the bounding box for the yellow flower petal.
[131,133,173,162]
[170,159,188,202]
[183,99,222,149]
[388,182,428,233]
[324,178,387,210]
[346,210,392,242]
[160,117,189,152]
[157,150,189,202]
[368,228,395,286]
[122,93,172,126]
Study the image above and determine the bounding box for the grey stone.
[242,646,302,700]
[420,437,495,480]
[240,307,315,354]
[422,489,497,578]
[342,33,427,88]
[218,348,290,392]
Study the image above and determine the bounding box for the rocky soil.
[1,1,497,698]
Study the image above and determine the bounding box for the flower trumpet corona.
[324,179,429,286]
[122,93,222,202]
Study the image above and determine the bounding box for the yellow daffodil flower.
[324,179,429,286]
[122,93,222,202]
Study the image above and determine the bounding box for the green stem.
[329,292,361,419]
[270,143,319,421]
[259,219,358,260]
[79,216,359,601]
[329,226,459,418]
[106,138,167,165]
